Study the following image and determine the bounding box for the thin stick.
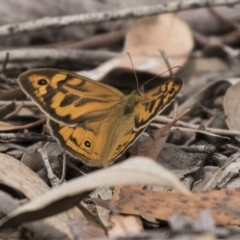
[0,0,239,38]
[0,132,54,142]
[38,144,61,187]
[0,49,119,64]
[60,151,66,184]
[0,101,41,107]
[155,115,240,137]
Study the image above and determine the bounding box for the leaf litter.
[1,1,240,239]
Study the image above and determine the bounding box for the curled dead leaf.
[0,153,102,239]
[0,156,191,229]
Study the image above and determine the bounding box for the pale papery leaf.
[0,118,46,131]
[79,14,193,82]
[223,80,240,141]
[0,156,191,229]
[0,153,104,239]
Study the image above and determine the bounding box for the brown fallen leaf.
[79,14,193,83]
[224,80,240,141]
[0,153,105,239]
[112,187,240,225]
[0,156,191,229]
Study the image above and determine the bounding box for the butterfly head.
[137,85,145,97]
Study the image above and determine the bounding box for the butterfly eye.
[84,140,92,149]
[169,87,175,94]
[38,79,48,86]
[116,144,122,151]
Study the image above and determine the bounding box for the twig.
[0,101,40,107]
[37,29,126,49]
[180,144,216,154]
[38,144,61,186]
[60,151,66,184]
[156,115,240,137]
[0,0,239,38]
[0,49,119,64]
[0,132,54,142]
[0,118,46,131]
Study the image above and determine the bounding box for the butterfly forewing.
[18,69,124,126]
[135,78,183,129]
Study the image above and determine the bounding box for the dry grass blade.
[0,118,46,131]
[0,156,191,229]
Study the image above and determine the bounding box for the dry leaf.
[0,156,191,229]
[0,153,50,198]
[224,81,240,141]
[0,153,103,239]
[79,14,193,82]
[112,188,240,225]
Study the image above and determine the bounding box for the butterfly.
[18,68,182,167]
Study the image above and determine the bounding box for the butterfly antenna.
[142,66,182,88]
[159,49,173,77]
[126,52,142,94]
[141,49,182,88]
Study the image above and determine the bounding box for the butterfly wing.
[18,69,124,126]
[48,116,144,166]
[19,69,182,167]
[105,78,183,164]
[135,78,183,129]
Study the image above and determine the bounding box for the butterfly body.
[18,68,182,167]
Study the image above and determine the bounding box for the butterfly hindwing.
[48,117,144,166]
